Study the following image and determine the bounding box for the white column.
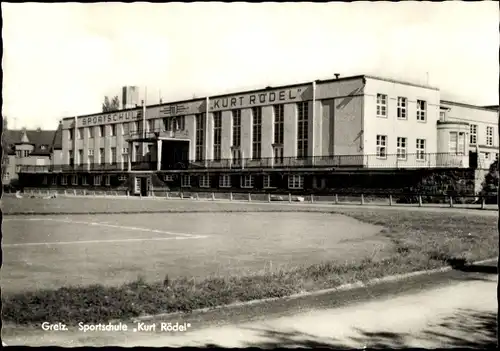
[157,139,162,171]
[129,141,134,171]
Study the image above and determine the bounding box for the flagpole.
[205,96,209,167]
[143,87,147,140]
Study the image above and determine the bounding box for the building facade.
[3,126,61,185]
[17,74,498,195]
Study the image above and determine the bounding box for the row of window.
[376,135,427,160]
[376,94,427,121]
[470,124,495,146]
[70,116,187,140]
[42,174,123,186]
[177,174,304,190]
[196,103,308,162]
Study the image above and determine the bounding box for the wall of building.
[441,101,498,169]
[363,77,441,168]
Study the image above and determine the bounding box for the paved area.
[3,263,497,347]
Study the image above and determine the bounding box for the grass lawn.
[2,201,497,327]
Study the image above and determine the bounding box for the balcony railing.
[17,153,471,174]
[126,128,190,140]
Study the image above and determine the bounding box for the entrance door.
[140,177,151,196]
[134,177,141,195]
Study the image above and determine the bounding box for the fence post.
[64,189,67,196]
[418,195,422,207]
[361,194,365,205]
[335,194,339,204]
[180,192,184,200]
[83,189,86,196]
[268,193,271,203]
[229,192,233,201]
[248,193,252,202]
[288,193,292,203]
[449,196,453,208]
[212,192,215,201]
[196,193,200,200]
[389,194,393,206]
[310,194,314,203]
[73,189,76,196]
[126,190,129,197]
[481,196,485,210]
[166,192,170,199]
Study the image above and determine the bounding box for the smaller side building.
[2,126,61,186]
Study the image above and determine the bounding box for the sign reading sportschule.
[80,110,141,127]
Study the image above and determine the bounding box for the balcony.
[126,128,190,141]
[17,152,472,174]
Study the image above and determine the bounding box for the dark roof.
[51,123,63,150]
[3,128,57,156]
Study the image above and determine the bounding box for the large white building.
[18,74,498,195]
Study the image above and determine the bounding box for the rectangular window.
[82,175,88,186]
[16,150,21,158]
[458,132,465,154]
[110,147,117,164]
[470,124,477,144]
[449,132,458,154]
[164,174,174,181]
[252,107,262,160]
[416,100,427,122]
[297,102,309,159]
[241,175,254,188]
[232,148,241,165]
[88,127,94,139]
[42,176,48,185]
[88,149,94,156]
[219,174,231,188]
[396,137,407,160]
[134,144,140,162]
[110,125,116,137]
[397,97,407,119]
[288,175,304,189]
[416,139,426,161]
[69,129,74,140]
[195,113,205,161]
[78,128,84,139]
[94,175,102,186]
[118,175,127,181]
[232,110,241,147]
[274,104,284,144]
[147,120,154,133]
[376,135,387,159]
[213,111,222,161]
[486,126,494,146]
[23,150,30,157]
[105,175,111,186]
[164,118,171,131]
[263,174,272,189]
[175,116,185,131]
[122,147,128,154]
[99,125,105,137]
[273,146,284,165]
[99,148,105,164]
[78,149,83,165]
[181,175,191,187]
[71,175,78,185]
[61,175,67,185]
[88,149,94,164]
[69,150,74,166]
[376,94,387,117]
[199,174,210,188]
[122,123,129,136]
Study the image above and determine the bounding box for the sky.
[2,2,498,130]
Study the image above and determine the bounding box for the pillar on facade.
[128,141,133,172]
[157,139,163,171]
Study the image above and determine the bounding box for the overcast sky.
[2,2,498,130]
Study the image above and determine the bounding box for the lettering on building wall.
[80,111,140,127]
[211,88,302,110]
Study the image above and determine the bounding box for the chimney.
[36,127,42,132]
[334,73,340,79]
[160,98,163,104]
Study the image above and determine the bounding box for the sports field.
[2,211,390,294]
